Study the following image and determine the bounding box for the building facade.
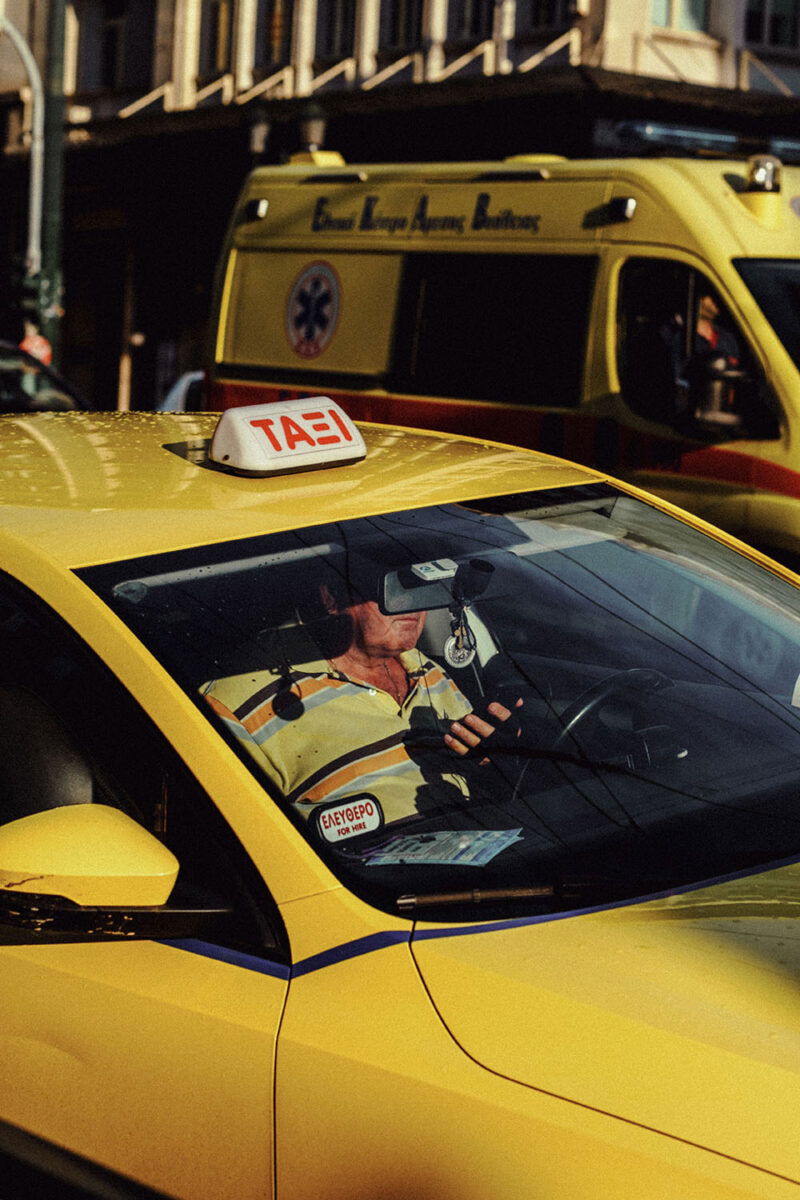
[2,0,800,409]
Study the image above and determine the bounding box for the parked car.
[155,369,204,412]
[0,340,90,413]
[1,400,799,1199]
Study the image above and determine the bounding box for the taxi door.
[0,577,288,1200]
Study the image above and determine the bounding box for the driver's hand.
[444,698,523,762]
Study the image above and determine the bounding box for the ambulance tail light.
[738,155,784,228]
[745,154,781,192]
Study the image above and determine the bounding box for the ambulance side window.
[392,253,597,406]
[617,258,779,440]
[0,575,285,959]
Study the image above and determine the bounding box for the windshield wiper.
[396,873,680,912]
[397,881,582,912]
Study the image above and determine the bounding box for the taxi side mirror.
[0,805,232,943]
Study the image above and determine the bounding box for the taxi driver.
[203,568,519,825]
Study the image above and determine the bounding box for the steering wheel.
[551,668,673,753]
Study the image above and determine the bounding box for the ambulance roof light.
[209,399,367,476]
[599,120,739,156]
[594,119,800,163]
[746,154,782,192]
[289,150,346,167]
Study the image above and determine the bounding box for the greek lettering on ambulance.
[250,407,354,452]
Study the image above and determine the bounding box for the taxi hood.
[411,863,800,1182]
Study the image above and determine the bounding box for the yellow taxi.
[1,400,799,1200]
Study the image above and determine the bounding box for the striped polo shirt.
[203,650,473,824]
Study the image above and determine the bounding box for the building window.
[100,0,126,87]
[255,0,294,68]
[746,0,800,47]
[75,0,155,92]
[317,0,357,59]
[200,0,233,77]
[651,0,710,32]
[518,0,570,31]
[381,0,424,49]
[455,0,495,39]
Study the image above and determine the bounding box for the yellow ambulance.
[208,144,800,563]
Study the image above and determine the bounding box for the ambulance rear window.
[391,253,597,407]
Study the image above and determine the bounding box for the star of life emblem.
[286,261,341,359]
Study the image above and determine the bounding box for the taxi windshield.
[81,484,800,921]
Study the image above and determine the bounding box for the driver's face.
[698,293,720,322]
[348,600,427,658]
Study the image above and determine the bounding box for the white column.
[355,0,379,81]
[293,0,317,94]
[171,0,201,108]
[152,0,175,86]
[425,0,447,80]
[62,4,79,94]
[234,0,258,91]
[711,0,742,89]
[493,0,515,74]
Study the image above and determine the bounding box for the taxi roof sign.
[209,398,366,476]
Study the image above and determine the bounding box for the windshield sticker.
[316,796,384,842]
[286,261,340,358]
[365,829,523,867]
[410,558,459,582]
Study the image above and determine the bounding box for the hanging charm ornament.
[444,615,477,668]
